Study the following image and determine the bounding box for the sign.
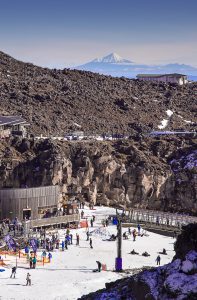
[30,238,37,252]
[4,235,16,251]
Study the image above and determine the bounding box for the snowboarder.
[156,255,161,265]
[130,249,139,255]
[10,266,16,278]
[26,273,31,286]
[142,251,150,257]
[90,238,93,249]
[159,248,167,255]
[96,261,102,272]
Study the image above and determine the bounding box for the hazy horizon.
[0,0,196,68]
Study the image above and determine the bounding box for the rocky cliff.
[0,136,196,214]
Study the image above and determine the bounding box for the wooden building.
[136,73,188,85]
[0,185,60,220]
[0,115,29,138]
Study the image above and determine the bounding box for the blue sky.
[0,0,196,67]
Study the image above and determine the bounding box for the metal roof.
[0,115,29,126]
[137,73,187,78]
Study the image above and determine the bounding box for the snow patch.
[158,119,168,129]
[166,109,173,117]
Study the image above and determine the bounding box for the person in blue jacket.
[48,252,52,262]
[61,240,65,251]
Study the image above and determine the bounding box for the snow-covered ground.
[0,207,175,300]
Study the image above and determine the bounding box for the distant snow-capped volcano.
[92,52,133,64]
[75,52,197,79]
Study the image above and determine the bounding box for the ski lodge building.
[136,73,188,85]
[0,115,29,138]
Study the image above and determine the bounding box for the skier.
[96,261,102,272]
[156,255,161,265]
[10,266,16,278]
[26,273,31,286]
[90,219,93,227]
[90,238,93,249]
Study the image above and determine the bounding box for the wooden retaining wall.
[0,186,60,220]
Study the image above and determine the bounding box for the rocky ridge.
[0,51,196,136]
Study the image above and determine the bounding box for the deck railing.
[24,214,80,233]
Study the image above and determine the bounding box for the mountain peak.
[92,53,133,64]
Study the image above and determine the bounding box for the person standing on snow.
[70,234,73,244]
[156,255,161,265]
[61,240,65,251]
[76,234,80,246]
[137,224,141,235]
[48,252,52,262]
[90,238,93,249]
[32,256,37,269]
[10,266,17,278]
[133,229,137,241]
[26,273,31,286]
[86,231,90,241]
[96,261,102,272]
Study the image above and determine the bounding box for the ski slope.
[0,206,175,300]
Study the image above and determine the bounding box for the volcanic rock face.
[0,51,196,136]
[0,137,196,214]
[79,224,197,300]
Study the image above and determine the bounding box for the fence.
[125,208,197,229]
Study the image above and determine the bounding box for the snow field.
[0,206,175,300]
